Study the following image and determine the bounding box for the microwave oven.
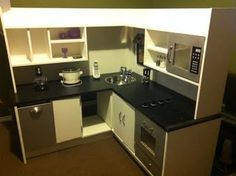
[166,33,205,83]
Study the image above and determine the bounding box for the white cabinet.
[5,27,88,67]
[112,93,135,153]
[53,97,82,143]
[143,29,199,86]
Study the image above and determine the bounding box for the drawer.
[135,144,162,176]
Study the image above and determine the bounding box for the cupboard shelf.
[82,115,111,138]
[11,56,87,67]
[147,46,168,54]
[144,62,199,86]
[50,38,85,44]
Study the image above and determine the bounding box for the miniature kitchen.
[1,1,236,176]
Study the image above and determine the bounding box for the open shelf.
[50,39,85,44]
[144,62,199,86]
[6,27,88,67]
[82,115,111,138]
[147,46,168,54]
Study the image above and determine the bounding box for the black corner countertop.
[14,72,219,132]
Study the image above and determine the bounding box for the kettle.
[59,68,83,84]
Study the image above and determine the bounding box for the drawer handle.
[119,112,122,124]
[29,107,42,117]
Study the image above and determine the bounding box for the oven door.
[135,110,166,168]
[166,33,205,83]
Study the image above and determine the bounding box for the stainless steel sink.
[105,75,136,86]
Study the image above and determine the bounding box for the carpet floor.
[0,121,147,176]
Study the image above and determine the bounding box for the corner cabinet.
[112,93,135,153]
[5,27,88,67]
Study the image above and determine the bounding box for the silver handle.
[142,122,154,133]
[29,106,42,117]
[167,45,173,64]
[119,112,122,124]
[122,115,125,126]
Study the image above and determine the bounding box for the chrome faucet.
[120,66,127,76]
[120,67,132,83]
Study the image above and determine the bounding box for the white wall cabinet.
[5,27,88,67]
[53,97,82,143]
[112,93,135,153]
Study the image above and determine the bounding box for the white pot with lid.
[59,68,83,84]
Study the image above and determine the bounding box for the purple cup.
[68,28,81,39]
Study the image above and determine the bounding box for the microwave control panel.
[190,46,201,74]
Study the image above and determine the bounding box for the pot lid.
[62,68,80,73]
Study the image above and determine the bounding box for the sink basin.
[105,75,136,86]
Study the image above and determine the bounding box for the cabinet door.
[53,97,82,143]
[18,102,56,153]
[112,93,124,142]
[112,93,135,153]
[122,101,135,153]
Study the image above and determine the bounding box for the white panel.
[2,8,211,36]
[195,9,236,118]
[164,119,221,176]
[14,107,27,164]
[53,97,82,143]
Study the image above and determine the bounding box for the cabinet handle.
[167,45,173,64]
[29,106,42,117]
[122,114,125,126]
[119,112,122,124]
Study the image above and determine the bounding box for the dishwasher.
[18,102,56,154]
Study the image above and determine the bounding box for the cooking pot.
[59,68,83,84]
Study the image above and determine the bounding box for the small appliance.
[166,33,205,83]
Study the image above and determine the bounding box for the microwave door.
[173,43,192,71]
[167,43,192,75]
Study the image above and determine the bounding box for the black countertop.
[14,72,219,132]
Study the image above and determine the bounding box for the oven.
[135,110,166,176]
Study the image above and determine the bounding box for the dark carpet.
[0,121,147,176]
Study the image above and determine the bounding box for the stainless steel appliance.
[166,33,205,83]
[135,110,166,176]
[18,102,56,154]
